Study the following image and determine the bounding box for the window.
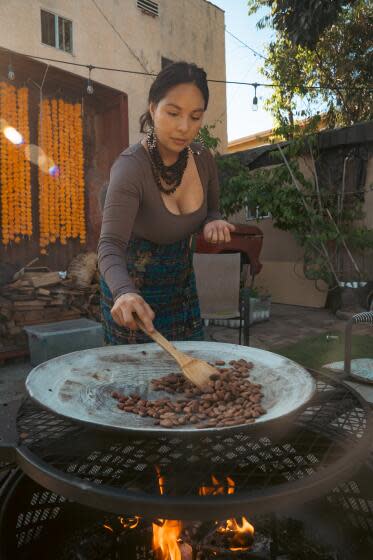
[245,204,271,221]
[137,0,159,17]
[41,10,73,53]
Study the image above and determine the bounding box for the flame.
[156,466,166,495]
[199,474,235,496]
[217,517,255,551]
[198,475,254,551]
[151,472,254,558]
[102,515,141,533]
[119,516,140,529]
[152,519,183,560]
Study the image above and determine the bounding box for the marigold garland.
[0,81,32,245]
[38,97,86,252]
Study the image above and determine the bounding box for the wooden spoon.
[134,316,218,390]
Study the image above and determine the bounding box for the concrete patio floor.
[0,303,372,408]
[204,302,349,349]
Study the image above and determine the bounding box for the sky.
[209,0,275,142]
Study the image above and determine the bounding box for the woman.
[98,61,234,344]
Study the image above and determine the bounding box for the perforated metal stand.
[344,311,373,379]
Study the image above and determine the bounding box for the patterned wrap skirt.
[100,237,204,345]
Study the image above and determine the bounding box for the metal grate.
[137,0,159,17]
[10,372,373,520]
[2,466,373,559]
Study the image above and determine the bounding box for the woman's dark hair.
[98,181,109,214]
[139,61,209,133]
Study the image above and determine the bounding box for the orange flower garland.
[38,97,86,251]
[18,87,32,237]
[0,81,32,245]
[74,103,86,244]
[38,99,50,252]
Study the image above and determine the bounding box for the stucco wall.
[0,0,227,149]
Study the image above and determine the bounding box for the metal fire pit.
[2,453,373,560]
[25,342,316,436]
[1,370,372,521]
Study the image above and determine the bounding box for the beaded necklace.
[146,129,191,195]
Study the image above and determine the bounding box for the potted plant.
[241,285,271,325]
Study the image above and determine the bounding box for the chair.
[193,252,249,345]
[344,311,373,380]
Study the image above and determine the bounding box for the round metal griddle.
[25,342,316,436]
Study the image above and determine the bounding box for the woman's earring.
[195,130,206,147]
[147,125,157,149]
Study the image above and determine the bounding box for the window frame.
[40,8,73,54]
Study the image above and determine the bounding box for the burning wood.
[150,471,257,559]
[152,519,183,560]
[217,517,255,551]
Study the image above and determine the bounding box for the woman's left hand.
[203,220,235,244]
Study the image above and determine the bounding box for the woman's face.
[150,83,205,154]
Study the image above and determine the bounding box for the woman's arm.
[98,156,155,332]
[98,155,141,300]
[202,148,235,243]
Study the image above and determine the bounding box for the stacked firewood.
[0,253,101,346]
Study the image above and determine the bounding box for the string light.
[1,47,370,94]
[86,65,94,95]
[1,47,371,106]
[7,55,15,81]
[252,83,258,111]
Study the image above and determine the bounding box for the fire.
[102,515,141,533]
[153,468,183,560]
[199,475,254,551]
[156,465,166,495]
[119,516,140,529]
[152,519,183,560]
[199,474,235,496]
[151,470,254,558]
[218,517,255,551]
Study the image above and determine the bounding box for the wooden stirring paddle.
[134,316,217,390]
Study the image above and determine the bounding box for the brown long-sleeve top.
[97,142,221,301]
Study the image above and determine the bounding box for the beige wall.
[232,209,328,307]
[0,0,227,148]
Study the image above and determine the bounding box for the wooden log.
[0,307,13,320]
[0,296,12,308]
[7,279,32,289]
[8,325,23,336]
[7,293,36,301]
[29,272,61,288]
[36,288,50,296]
[49,297,65,306]
[13,300,47,309]
[12,257,39,281]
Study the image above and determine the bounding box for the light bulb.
[87,81,94,94]
[252,96,258,111]
[7,64,15,81]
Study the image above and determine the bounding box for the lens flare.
[1,119,58,175]
[24,144,58,175]
[3,126,23,145]
[49,164,60,177]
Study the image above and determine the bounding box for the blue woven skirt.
[100,237,204,345]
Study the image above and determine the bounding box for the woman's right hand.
[111,293,155,332]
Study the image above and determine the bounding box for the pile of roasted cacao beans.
[112,358,266,429]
